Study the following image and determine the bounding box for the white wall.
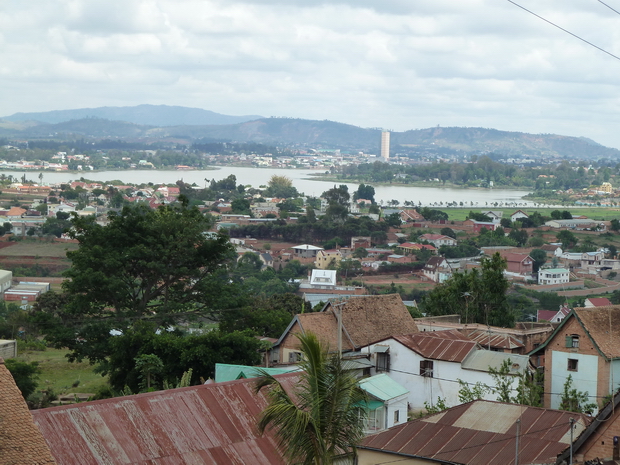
[367,339,519,410]
[550,351,598,410]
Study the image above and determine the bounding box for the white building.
[538,268,570,285]
[381,131,390,161]
[361,330,528,410]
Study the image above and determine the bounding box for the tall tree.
[45,201,235,363]
[422,253,513,327]
[255,333,367,465]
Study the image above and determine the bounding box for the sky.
[2,0,620,148]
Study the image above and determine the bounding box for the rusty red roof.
[31,374,300,465]
[360,400,591,465]
[467,330,524,350]
[393,330,476,362]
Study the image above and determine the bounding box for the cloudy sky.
[2,0,620,147]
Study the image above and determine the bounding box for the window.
[420,360,434,377]
[568,359,578,371]
[288,351,302,363]
[376,352,390,372]
[393,409,400,424]
[565,335,580,348]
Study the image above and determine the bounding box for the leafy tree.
[457,379,488,404]
[219,293,309,338]
[230,198,251,214]
[45,201,234,363]
[134,353,164,390]
[611,218,620,233]
[440,227,456,239]
[508,228,528,247]
[4,359,41,400]
[467,211,492,222]
[530,249,547,273]
[102,323,262,391]
[557,230,578,250]
[264,175,299,198]
[384,212,402,227]
[322,185,350,223]
[422,253,513,327]
[352,247,368,259]
[559,374,597,414]
[255,332,367,465]
[353,183,375,203]
[488,359,516,403]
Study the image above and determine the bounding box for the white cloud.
[2,0,620,148]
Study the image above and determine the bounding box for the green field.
[443,207,620,222]
[16,348,108,396]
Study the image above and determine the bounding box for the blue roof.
[358,374,409,401]
[215,363,301,383]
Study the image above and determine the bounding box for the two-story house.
[361,330,529,410]
[531,305,620,411]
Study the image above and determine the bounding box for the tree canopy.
[42,201,235,363]
[421,253,514,327]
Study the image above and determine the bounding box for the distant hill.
[1,107,619,160]
[2,104,263,127]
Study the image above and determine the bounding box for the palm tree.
[255,332,367,465]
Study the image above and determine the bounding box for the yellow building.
[314,249,342,269]
[601,182,612,193]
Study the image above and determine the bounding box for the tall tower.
[381,130,390,161]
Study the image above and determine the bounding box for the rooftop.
[32,374,300,465]
[360,400,591,465]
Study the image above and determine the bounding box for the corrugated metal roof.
[467,330,524,350]
[31,373,300,465]
[359,400,591,465]
[461,350,529,374]
[393,330,476,362]
[358,374,409,402]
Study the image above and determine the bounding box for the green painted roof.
[540,268,569,273]
[214,363,300,383]
[358,374,409,401]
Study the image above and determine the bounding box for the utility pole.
[569,418,575,465]
[514,418,520,465]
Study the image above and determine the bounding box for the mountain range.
[1,105,618,160]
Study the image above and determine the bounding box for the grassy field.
[443,207,620,222]
[434,206,620,221]
[16,348,108,396]
[0,239,78,257]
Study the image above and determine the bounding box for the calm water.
[2,166,535,207]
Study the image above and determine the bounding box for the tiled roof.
[585,297,612,307]
[330,294,419,349]
[574,306,620,359]
[0,358,57,465]
[501,252,532,263]
[32,374,299,465]
[392,330,476,362]
[360,400,591,465]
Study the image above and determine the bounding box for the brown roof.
[392,330,476,362]
[466,330,524,351]
[296,312,353,351]
[0,358,57,465]
[585,297,612,307]
[360,400,591,465]
[574,306,620,359]
[500,252,532,263]
[325,294,419,350]
[31,374,299,465]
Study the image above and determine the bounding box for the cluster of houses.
[6,293,620,464]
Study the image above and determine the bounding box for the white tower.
[381,131,390,161]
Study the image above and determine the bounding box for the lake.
[1,166,535,207]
